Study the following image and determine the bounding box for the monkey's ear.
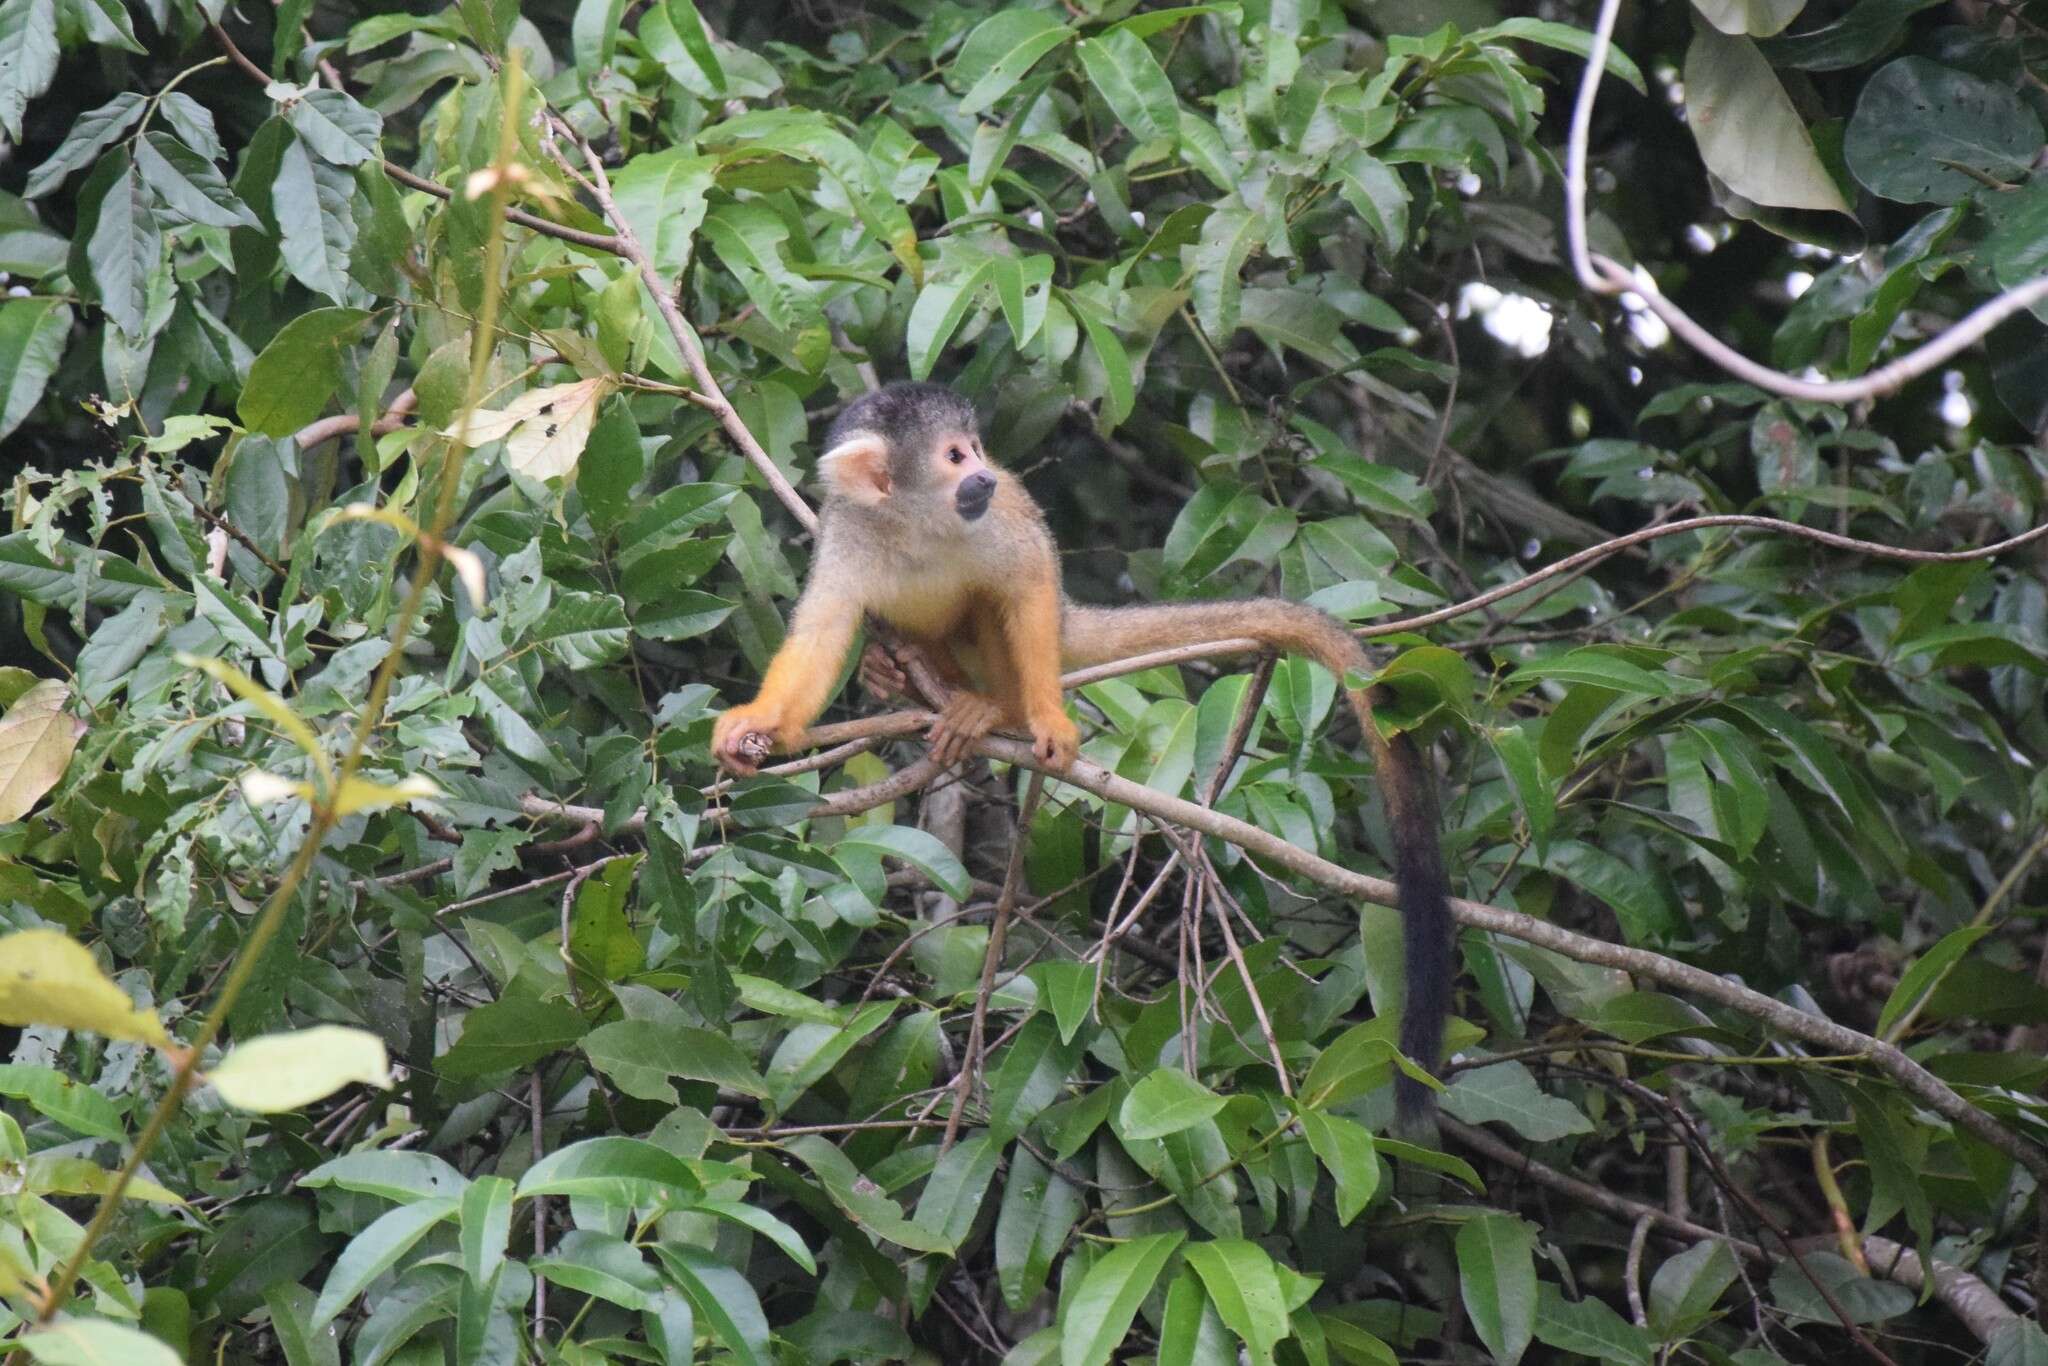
[817,434,892,505]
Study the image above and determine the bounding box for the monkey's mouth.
[955,477,995,521]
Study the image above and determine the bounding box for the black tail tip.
[1393,1072,1437,1127]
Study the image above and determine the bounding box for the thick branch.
[964,735,2048,1185]
[1446,1118,2018,1342]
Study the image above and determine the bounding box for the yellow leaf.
[332,774,441,816]
[443,377,609,481]
[0,929,169,1046]
[238,770,311,805]
[0,680,81,823]
[328,502,421,539]
[207,1025,392,1113]
[20,1320,183,1366]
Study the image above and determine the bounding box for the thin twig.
[943,772,1047,1152]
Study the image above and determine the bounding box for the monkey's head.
[816,383,999,523]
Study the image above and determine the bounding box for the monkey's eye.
[947,447,967,465]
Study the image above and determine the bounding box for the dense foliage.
[0,0,2045,1361]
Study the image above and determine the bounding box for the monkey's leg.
[922,619,1009,766]
[857,641,912,700]
[999,579,1080,769]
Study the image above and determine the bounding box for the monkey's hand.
[1029,710,1080,771]
[858,642,911,700]
[927,693,1005,767]
[711,706,784,775]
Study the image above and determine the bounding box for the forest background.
[0,0,2047,1362]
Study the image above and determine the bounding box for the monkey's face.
[924,430,997,522]
[814,404,998,525]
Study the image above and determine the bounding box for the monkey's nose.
[956,471,997,520]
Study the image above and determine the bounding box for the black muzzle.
[955,471,997,521]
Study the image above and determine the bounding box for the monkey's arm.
[712,582,863,774]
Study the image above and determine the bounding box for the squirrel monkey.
[712,383,1452,1120]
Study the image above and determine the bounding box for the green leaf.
[1533,1283,1653,1366]
[612,148,715,277]
[834,823,972,902]
[273,136,358,304]
[459,1175,514,1289]
[534,591,631,669]
[1455,1213,1537,1365]
[911,1133,999,1250]
[1845,56,2043,204]
[437,989,587,1081]
[1683,28,1851,216]
[1507,647,1697,698]
[1186,205,1257,340]
[1467,17,1647,92]
[583,1017,770,1103]
[516,1137,704,1211]
[0,0,58,144]
[22,92,144,199]
[83,158,159,336]
[689,1197,817,1275]
[1296,1110,1378,1225]
[1442,1062,1595,1142]
[664,0,726,92]
[1069,291,1135,428]
[784,1134,954,1253]
[0,295,70,444]
[995,1145,1084,1310]
[1767,1250,1913,1325]
[1028,960,1095,1044]
[1074,30,1179,146]
[1690,0,1804,36]
[765,999,896,1111]
[1302,1022,1399,1109]
[701,201,812,332]
[1119,1067,1227,1140]
[1183,1239,1294,1366]
[986,1013,1083,1145]
[0,1062,123,1139]
[1758,0,1946,70]
[1875,924,1993,1039]
[283,87,384,166]
[954,9,1073,115]
[134,133,260,230]
[907,257,994,380]
[535,1229,661,1310]
[310,1197,459,1328]
[651,1243,771,1366]
[1540,840,1682,943]
[1059,1231,1185,1366]
[1647,1239,1738,1338]
[301,1150,468,1204]
[264,1283,338,1366]
[238,306,369,436]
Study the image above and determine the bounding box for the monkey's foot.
[858,641,911,700]
[927,693,1004,767]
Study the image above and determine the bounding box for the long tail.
[1064,599,1452,1123]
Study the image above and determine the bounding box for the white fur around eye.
[817,434,892,504]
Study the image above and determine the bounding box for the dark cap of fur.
[825,383,980,452]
